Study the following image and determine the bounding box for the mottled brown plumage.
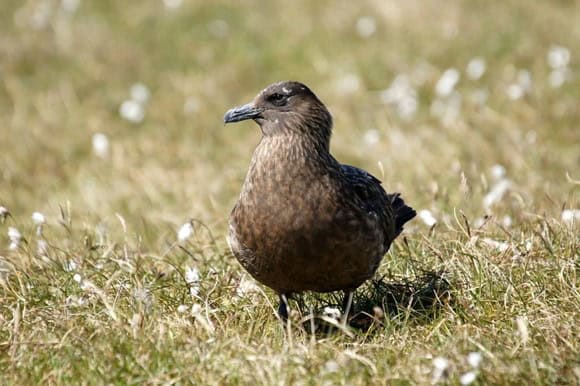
[224,81,416,320]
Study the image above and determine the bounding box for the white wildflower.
[8,227,21,242]
[185,266,200,284]
[501,215,513,228]
[506,84,523,100]
[119,100,145,123]
[133,288,153,310]
[433,357,449,370]
[163,0,183,10]
[526,130,537,144]
[0,260,9,283]
[460,371,477,385]
[65,295,85,307]
[363,129,379,146]
[466,57,486,80]
[134,288,149,301]
[236,276,260,297]
[32,212,45,225]
[191,303,202,314]
[324,360,340,373]
[73,273,82,283]
[431,92,462,124]
[0,206,8,217]
[432,356,450,382]
[483,179,511,209]
[507,70,532,100]
[190,304,215,333]
[80,280,97,294]
[183,96,200,114]
[381,75,411,104]
[397,94,418,120]
[33,217,45,237]
[418,209,437,227]
[92,133,110,158]
[177,304,189,313]
[490,164,506,180]
[517,69,532,93]
[64,260,77,272]
[356,16,376,38]
[380,75,418,120]
[549,68,570,88]
[482,238,509,252]
[130,313,141,329]
[467,352,483,368]
[561,209,580,224]
[61,0,80,14]
[8,227,21,249]
[549,70,565,88]
[460,171,469,196]
[372,305,384,319]
[335,73,360,94]
[516,315,529,344]
[547,45,570,69]
[323,307,341,320]
[130,83,150,104]
[177,222,193,242]
[29,2,51,30]
[436,68,460,97]
[185,266,200,296]
[37,239,48,255]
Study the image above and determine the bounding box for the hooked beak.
[223,103,263,123]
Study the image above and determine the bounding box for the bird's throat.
[255,133,331,166]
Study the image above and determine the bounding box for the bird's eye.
[268,93,287,105]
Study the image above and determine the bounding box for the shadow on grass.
[292,270,452,334]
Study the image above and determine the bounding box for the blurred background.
[1,2,579,383]
[1,0,578,246]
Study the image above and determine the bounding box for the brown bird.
[224,81,416,321]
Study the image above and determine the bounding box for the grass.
[0,0,579,384]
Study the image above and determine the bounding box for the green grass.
[1,0,579,384]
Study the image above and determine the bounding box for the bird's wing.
[340,164,416,241]
[340,164,386,206]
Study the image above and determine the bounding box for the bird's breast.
[231,158,381,254]
[240,162,336,231]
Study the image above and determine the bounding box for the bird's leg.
[340,290,354,325]
[278,293,289,321]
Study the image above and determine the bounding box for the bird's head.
[224,81,333,143]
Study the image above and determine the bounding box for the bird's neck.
[239,134,340,204]
[253,133,334,168]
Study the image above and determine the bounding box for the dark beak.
[224,103,263,123]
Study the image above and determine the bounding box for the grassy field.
[1,0,579,384]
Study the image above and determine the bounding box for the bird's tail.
[389,193,416,237]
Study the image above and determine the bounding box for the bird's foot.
[278,294,289,322]
[341,290,354,325]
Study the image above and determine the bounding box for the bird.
[224,81,416,322]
